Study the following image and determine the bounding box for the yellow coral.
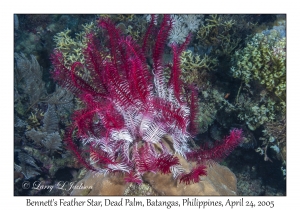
[231,31,286,98]
[53,22,97,68]
[180,50,218,86]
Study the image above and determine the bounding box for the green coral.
[180,50,218,72]
[231,30,286,98]
[258,116,286,165]
[53,22,98,67]
[99,14,146,43]
[196,89,235,134]
[197,100,217,134]
[196,14,244,57]
[124,25,141,40]
[238,99,276,131]
[180,50,218,86]
[99,14,136,22]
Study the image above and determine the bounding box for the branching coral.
[230,26,286,167]
[180,50,218,86]
[231,29,286,99]
[99,14,148,45]
[51,15,243,185]
[237,99,276,131]
[53,23,98,67]
[196,15,242,57]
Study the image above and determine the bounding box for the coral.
[51,15,243,185]
[14,53,46,108]
[25,104,62,153]
[195,88,235,134]
[41,132,62,153]
[42,104,59,133]
[231,29,286,98]
[53,23,98,67]
[71,161,237,196]
[114,14,136,22]
[183,15,204,32]
[258,116,286,166]
[98,15,147,44]
[197,101,217,134]
[100,14,136,23]
[169,15,204,44]
[123,24,142,41]
[14,51,76,187]
[196,15,243,57]
[124,182,157,196]
[46,86,75,121]
[15,152,41,179]
[180,50,218,86]
[25,129,47,144]
[237,99,276,131]
[14,52,74,116]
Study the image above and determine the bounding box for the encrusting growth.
[51,15,243,185]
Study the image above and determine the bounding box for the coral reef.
[197,101,217,134]
[14,14,286,196]
[196,15,246,58]
[51,15,243,186]
[14,53,46,108]
[168,15,204,45]
[257,116,286,172]
[180,50,218,86]
[231,28,286,98]
[229,20,286,174]
[195,88,235,134]
[53,24,97,67]
[25,104,62,153]
[15,103,65,180]
[15,152,41,179]
[237,99,276,131]
[14,51,77,195]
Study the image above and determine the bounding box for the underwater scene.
[14,14,286,196]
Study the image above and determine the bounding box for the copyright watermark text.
[22,180,93,192]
